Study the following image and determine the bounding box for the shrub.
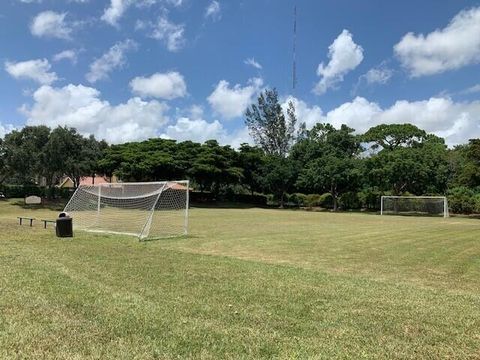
[340,192,361,210]
[358,188,384,210]
[289,193,307,207]
[305,194,322,207]
[447,187,477,214]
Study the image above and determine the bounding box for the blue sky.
[1,0,479,145]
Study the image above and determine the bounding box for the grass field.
[1,200,480,359]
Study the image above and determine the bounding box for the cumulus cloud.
[205,1,221,21]
[30,11,72,39]
[244,57,262,70]
[149,16,185,52]
[285,96,480,146]
[86,39,137,83]
[161,117,226,143]
[5,59,58,85]
[161,113,251,147]
[21,84,169,143]
[281,96,323,130]
[130,72,187,99]
[19,83,251,146]
[207,77,263,119]
[314,29,364,95]
[52,49,78,64]
[394,7,480,77]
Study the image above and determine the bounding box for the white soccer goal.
[380,196,449,218]
[64,181,189,239]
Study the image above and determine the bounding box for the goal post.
[380,196,449,218]
[64,180,190,239]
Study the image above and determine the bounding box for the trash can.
[56,212,73,237]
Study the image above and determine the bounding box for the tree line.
[1,88,479,213]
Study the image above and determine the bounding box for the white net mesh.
[64,181,189,239]
[381,196,448,217]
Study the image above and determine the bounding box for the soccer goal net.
[64,181,189,239]
[380,196,449,218]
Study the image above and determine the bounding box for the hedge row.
[0,185,73,199]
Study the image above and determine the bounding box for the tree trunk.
[333,195,338,211]
[279,191,284,208]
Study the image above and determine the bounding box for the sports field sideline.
[1,200,479,359]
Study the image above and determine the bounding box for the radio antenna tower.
[292,4,297,94]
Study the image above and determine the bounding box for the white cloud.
[21,84,170,144]
[149,16,185,52]
[130,72,187,100]
[0,123,15,138]
[461,84,480,95]
[244,57,262,70]
[394,7,480,77]
[30,11,72,40]
[86,39,137,83]
[314,29,364,95]
[161,117,226,143]
[282,96,323,130]
[207,77,263,119]
[205,1,221,21]
[362,67,393,85]
[102,0,183,27]
[281,95,480,146]
[52,49,78,64]
[101,0,130,27]
[5,59,58,85]
[19,83,251,146]
[161,112,251,147]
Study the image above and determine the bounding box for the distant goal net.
[64,181,189,239]
[380,196,449,218]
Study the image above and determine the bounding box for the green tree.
[297,154,361,211]
[189,140,242,196]
[363,123,427,150]
[1,126,50,185]
[364,129,449,195]
[293,123,362,211]
[44,127,105,188]
[238,144,265,195]
[245,88,297,158]
[455,139,480,188]
[261,156,296,207]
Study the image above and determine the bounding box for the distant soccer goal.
[380,196,449,218]
[64,181,189,239]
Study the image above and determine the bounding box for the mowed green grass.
[1,201,480,359]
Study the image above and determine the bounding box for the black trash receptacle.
[56,212,73,237]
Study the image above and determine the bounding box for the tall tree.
[245,88,297,158]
